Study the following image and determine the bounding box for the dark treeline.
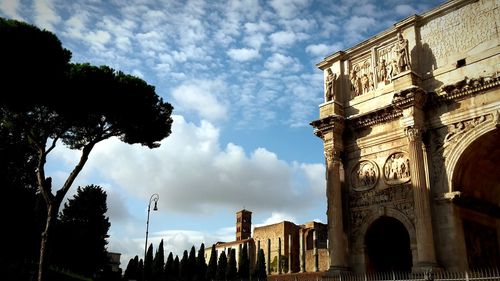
[123,242,267,281]
[1,16,173,281]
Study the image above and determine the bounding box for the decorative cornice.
[348,106,403,130]
[310,115,344,139]
[432,74,500,105]
[392,86,427,109]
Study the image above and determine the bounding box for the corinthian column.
[311,115,347,274]
[405,126,438,269]
[325,147,349,272]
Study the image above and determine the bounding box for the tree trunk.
[37,201,58,281]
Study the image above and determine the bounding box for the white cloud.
[345,15,377,44]
[86,30,111,48]
[151,230,207,257]
[319,16,340,37]
[244,33,266,50]
[44,114,327,262]
[255,212,296,227]
[171,81,228,122]
[61,12,114,52]
[136,30,165,52]
[280,18,317,32]
[264,53,301,73]
[77,115,322,215]
[351,3,379,17]
[0,0,23,20]
[269,0,310,19]
[227,48,260,61]
[244,21,274,34]
[269,30,308,49]
[33,0,61,31]
[305,43,342,57]
[297,163,325,196]
[395,4,417,16]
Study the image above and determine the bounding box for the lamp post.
[144,193,159,281]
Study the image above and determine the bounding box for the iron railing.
[322,269,500,281]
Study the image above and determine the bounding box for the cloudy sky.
[1,0,445,265]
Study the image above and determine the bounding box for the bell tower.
[236,209,252,241]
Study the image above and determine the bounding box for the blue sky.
[1,0,445,265]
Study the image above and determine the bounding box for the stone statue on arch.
[325,68,337,102]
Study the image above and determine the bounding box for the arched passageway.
[452,129,500,268]
[365,216,412,273]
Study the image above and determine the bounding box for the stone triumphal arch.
[311,0,500,274]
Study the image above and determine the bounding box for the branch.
[55,131,112,202]
[56,140,97,203]
[46,136,59,154]
[34,139,54,206]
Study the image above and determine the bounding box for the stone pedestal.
[393,70,421,89]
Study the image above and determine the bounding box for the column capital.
[405,125,424,142]
[325,147,342,163]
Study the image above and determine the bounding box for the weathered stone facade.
[311,0,500,274]
[254,220,329,275]
[206,210,329,275]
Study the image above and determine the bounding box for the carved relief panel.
[349,54,374,99]
[383,152,411,185]
[347,32,411,100]
[430,113,491,190]
[348,184,415,241]
[350,160,379,191]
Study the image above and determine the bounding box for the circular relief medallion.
[351,160,379,191]
[383,152,411,185]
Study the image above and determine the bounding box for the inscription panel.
[420,1,498,62]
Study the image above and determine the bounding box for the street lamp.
[144,193,159,280]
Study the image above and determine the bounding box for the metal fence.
[322,268,500,281]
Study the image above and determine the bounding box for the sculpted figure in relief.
[325,68,336,102]
[350,66,360,97]
[394,32,410,73]
[390,59,399,77]
[351,160,378,191]
[368,72,374,91]
[377,59,387,82]
[361,74,369,94]
[383,152,411,185]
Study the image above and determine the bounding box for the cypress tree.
[215,251,227,281]
[165,252,174,281]
[179,250,189,281]
[196,243,207,281]
[173,255,180,281]
[226,249,237,281]
[138,259,144,281]
[123,258,136,280]
[188,246,197,281]
[238,244,249,280]
[152,239,165,281]
[251,249,266,281]
[206,245,217,281]
[145,243,154,281]
[131,255,140,281]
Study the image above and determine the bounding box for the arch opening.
[364,216,412,273]
[452,128,500,269]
